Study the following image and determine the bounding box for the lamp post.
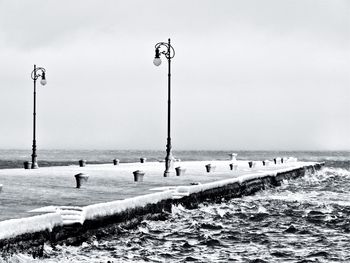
[30,64,47,169]
[153,38,175,177]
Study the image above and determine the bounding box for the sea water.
[0,150,349,262]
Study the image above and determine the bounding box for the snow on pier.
[0,159,322,243]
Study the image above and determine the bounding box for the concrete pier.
[0,160,324,257]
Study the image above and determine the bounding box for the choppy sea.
[1,150,349,262]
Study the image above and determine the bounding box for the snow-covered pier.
[0,158,324,256]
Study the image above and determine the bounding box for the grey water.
[1,150,349,262]
[0,149,348,169]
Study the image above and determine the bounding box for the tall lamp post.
[30,64,47,169]
[153,38,175,177]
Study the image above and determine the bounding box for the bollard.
[262,160,266,166]
[0,184,2,193]
[175,167,186,176]
[282,157,288,163]
[79,160,86,167]
[205,164,216,173]
[140,158,147,163]
[113,159,120,165]
[264,160,270,166]
[229,153,238,161]
[23,161,32,170]
[248,161,253,168]
[229,163,234,170]
[75,173,89,188]
[274,157,281,164]
[229,163,238,171]
[133,170,145,182]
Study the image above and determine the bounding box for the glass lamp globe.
[40,78,47,86]
[153,57,162,66]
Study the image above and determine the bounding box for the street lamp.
[153,38,175,177]
[30,64,47,169]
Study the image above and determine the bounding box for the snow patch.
[83,191,173,221]
[29,205,58,213]
[58,207,84,225]
[29,206,84,225]
[0,213,62,240]
[149,186,177,191]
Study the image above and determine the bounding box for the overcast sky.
[0,0,349,151]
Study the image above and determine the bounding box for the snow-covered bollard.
[263,160,270,166]
[248,161,253,168]
[229,153,238,162]
[133,170,145,182]
[205,164,216,173]
[23,161,31,169]
[75,173,89,188]
[140,158,147,163]
[79,160,86,167]
[282,157,288,164]
[229,163,238,171]
[113,159,120,165]
[273,158,281,164]
[274,157,283,164]
[175,167,186,176]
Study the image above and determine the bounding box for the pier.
[0,158,324,256]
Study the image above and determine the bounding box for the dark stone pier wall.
[0,163,324,258]
[175,163,323,208]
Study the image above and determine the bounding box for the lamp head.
[40,71,47,86]
[153,48,161,66]
[153,57,162,66]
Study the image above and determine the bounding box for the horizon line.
[0,148,349,152]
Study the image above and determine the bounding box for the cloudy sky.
[0,0,349,151]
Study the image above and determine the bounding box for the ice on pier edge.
[0,158,308,240]
[0,213,62,240]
